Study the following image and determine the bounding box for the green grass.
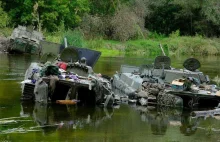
[1,27,220,57]
[162,36,220,56]
[38,34,220,57]
[96,48,124,57]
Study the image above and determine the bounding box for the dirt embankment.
[0,36,9,52]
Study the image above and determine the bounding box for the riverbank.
[1,28,220,57]
[84,36,220,57]
[45,31,220,57]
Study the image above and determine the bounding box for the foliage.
[111,5,139,41]
[148,32,166,39]
[145,0,183,36]
[60,29,86,48]
[201,0,220,26]
[85,38,105,49]
[2,0,89,32]
[146,0,220,37]
[89,0,129,15]
[111,1,148,41]
[35,28,220,57]
[163,36,220,55]
[80,14,105,38]
[0,2,9,28]
[1,0,220,39]
[125,40,165,56]
[169,30,180,38]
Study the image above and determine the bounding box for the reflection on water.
[1,54,220,141]
[19,102,114,135]
[0,54,38,81]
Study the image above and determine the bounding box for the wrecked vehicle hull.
[8,26,44,54]
[21,47,114,107]
[112,56,220,109]
[112,71,183,108]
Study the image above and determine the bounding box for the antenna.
[159,43,166,56]
[64,37,68,48]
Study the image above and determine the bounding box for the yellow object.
[56,100,77,105]
[171,79,185,86]
[216,91,220,96]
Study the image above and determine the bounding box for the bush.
[60,29,85,47]
[125,40,163,56]
[80,14,105,38]
[0,2,9,28]
[163,36,220,55]
[111,5,142,41]
[85,38,105,49]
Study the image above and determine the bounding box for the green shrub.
[163,36,220,55]
[148,32,166,40]
[86,38,105,49]
[60,29,85,47]
[125,40,165,56]
[0,2,9,28]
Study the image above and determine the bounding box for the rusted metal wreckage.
[21,45,114,107]
[8,25,45,54]
[112,55,220,109]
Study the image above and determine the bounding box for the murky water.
[0,53,220,142]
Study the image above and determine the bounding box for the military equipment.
[112,55,220,109]
[8,25,44,54]
[21,47,114,108]
[40,40,101,67]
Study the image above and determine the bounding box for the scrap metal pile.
[21,47,114,107]
[112,56,220,109]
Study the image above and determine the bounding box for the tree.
[202,0,220,26]
[3,0,89,32]
[5,0,35,26]
[89,0,119,15]
[145,0,183,35]
[0,1,9,28]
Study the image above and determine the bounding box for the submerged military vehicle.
[112,56,220,108]
[8,25,44,54]
[21,47,114,107]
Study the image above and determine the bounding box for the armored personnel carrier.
[112,56,220,108]
[21,47,114,108]
[8,25,44,54]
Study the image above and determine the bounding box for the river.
[0,53,220,142]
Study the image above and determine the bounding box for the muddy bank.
[0,36,9,52]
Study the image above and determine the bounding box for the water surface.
[0,54,220,142]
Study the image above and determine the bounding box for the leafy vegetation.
[1,0,219,37]
[0,1,8,28]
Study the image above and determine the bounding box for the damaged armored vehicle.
[8,25,44,54]
[112,55,220,109]
[21,47,114,107]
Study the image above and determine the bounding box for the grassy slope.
[1,27,220,57]
[83,36,220,57]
